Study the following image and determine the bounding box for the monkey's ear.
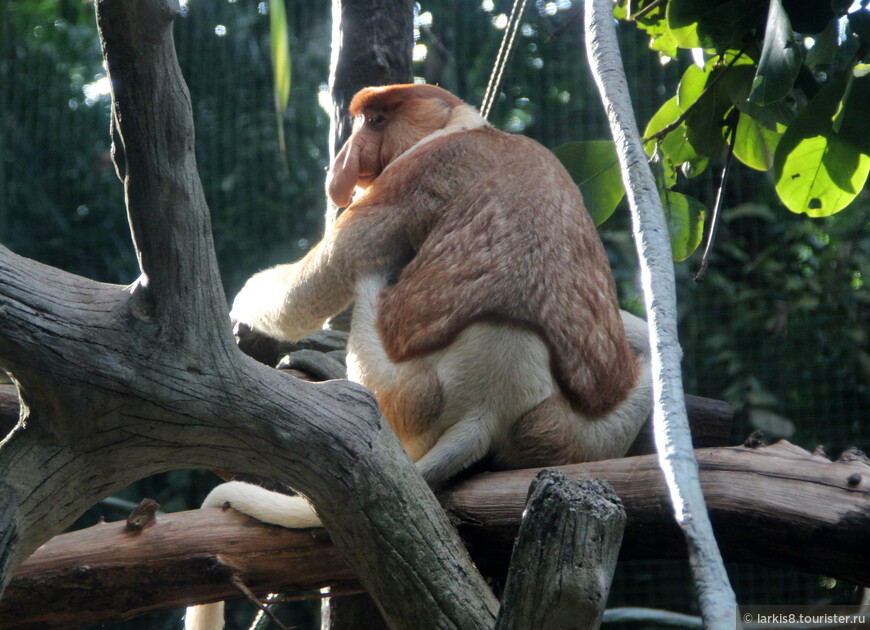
[326,134,362,207]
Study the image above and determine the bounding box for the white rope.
[480,0,530,120]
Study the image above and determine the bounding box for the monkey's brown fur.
[229,83,650,482]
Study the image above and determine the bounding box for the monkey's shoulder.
[410,126,554,165]
[387,127,574,199]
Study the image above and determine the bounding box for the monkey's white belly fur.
[349,274,554,457]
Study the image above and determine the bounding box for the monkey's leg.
[414,417,494,488]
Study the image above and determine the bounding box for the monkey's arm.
[229,240,354,340]
[230,201,415,341]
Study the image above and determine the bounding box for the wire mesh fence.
[2,0,867,628]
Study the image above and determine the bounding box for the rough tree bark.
[0,1,499,629]
[494,472,626,630]
[2,2,863,629]
[0,386,736,464]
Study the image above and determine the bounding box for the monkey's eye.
[368,114,387,125]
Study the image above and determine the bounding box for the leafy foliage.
[774,65,870,216]
[677,202,869,446]
[567,0,870,261]
[552,141,625,225]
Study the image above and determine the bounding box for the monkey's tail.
[183,482,322,630]
[196,481,322,527]
[184,601,225,630]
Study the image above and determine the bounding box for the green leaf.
[806,19,840,68]
[774,67,870,216]
[749,0,803,106]
[552,141,626,226]
[662,191,706,261]
[685,84,730,158]
[648,24,680,60]
[672,53,758,159]
[650,145,678,188]
[835,68,870,156]
[667,0,706,48]
[681,156,709,178]
[270,0,291,113]
[734,111,784,170]
[270,0,291,166]
[677,64,707,109]
[644,96,700,170]
[722,64,800,128]
[616,0,679,59]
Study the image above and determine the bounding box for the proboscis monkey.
[184,84,651,630]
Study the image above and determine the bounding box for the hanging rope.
[480,0,530,120]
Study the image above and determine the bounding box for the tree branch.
[584,0,737,626]
[2,442,867,628]
[0,385,734,459]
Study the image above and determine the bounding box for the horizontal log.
[0,440,866,628]
[446,441,870,582]
[2,508,356,629]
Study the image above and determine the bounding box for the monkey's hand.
[231,259,348,343]
[229,266,297,340]
[229,267,301,367]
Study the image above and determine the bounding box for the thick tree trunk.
[328,0,415,157]
[1,441,867,628]
[0,2,498,629]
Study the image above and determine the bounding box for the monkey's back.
[373,127,639,417]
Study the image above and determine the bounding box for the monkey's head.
[326,84,464,207]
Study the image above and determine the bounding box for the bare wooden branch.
[626,395,732,456]
[495,472,625,630]
[584,0,736,625]
[1,442,866,629]
[449,442,870,585]
[1,509,354,628]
